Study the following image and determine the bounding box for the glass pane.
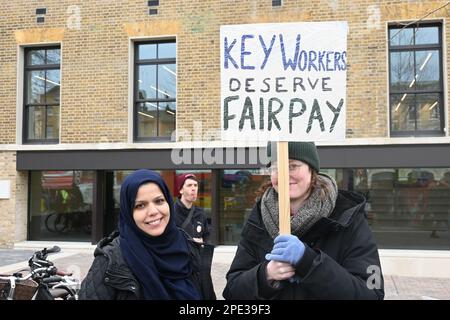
[46,48,61,64]
[158,42,176,58]
[158,64,176,99]
[27,70,46,104]
[219,169,269,244]
[366,170,397,230]
[138,43,157,60]
[416,94,441,131]
[46,106,60,139]
[415,26,439,45]
[158,102,176,137]
[27,106,46,139]
[390,51,415,91]
[364,168,450,249]
[352,168,370,199]
[137,102,157,138]
[29,171,93,241]
[415,50,440,91]
[390,93,415,132]
[389,28,414,46]
[107,171,134,234]
[137,65,157,100]
[27,49,45,65]
[45,70,60,104]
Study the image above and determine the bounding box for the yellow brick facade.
[0,152,27,247]
[1,0,448,143]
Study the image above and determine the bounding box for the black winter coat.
[79,230,216,300]
[174,199,210,243]
[222,190,384,300]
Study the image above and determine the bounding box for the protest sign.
[221,22,348,233]
[221,21,348,142]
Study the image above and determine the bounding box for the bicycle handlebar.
[0,267,49,282]
[1,246,80,300]
[43,276,63,284]
[34,245,61,260]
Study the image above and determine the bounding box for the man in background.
[174,173,210,243]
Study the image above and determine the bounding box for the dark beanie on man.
[266,141,320,172]
[176,173,197,193]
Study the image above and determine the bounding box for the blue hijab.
[118,169,200,300]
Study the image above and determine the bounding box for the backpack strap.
[181,206,195,230]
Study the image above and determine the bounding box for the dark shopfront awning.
[16,144,450,171]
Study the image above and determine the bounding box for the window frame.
[388,22,444,137]
[23,45,61,144]
[133,39,176,142]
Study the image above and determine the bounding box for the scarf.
[261,173,338,239]
[118,169,200,300]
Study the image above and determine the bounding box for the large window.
[217,167,450,249]
[29,171,93,241]
[389,23,444,136]
[218,169,268,244]
[134,41,176,141]
[356,168,450,249]
[24,47,60,143]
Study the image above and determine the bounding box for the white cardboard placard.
[221,21,348,142]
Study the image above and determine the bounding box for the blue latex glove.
[265,234,305,266]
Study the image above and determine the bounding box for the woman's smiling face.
[270,159,312,203]
[133,182,170,237]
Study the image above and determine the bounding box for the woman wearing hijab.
[79,169,215,300]
[223,142,384,300]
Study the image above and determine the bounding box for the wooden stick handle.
[277,141,291,235]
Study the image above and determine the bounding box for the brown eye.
[155,198,166,205]
[134,203,145,209]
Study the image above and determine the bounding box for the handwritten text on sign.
[220,22,348,141]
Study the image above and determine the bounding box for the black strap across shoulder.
[181,206,195,230]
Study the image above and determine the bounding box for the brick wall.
[0,152,18,247]
[1,1,448,143]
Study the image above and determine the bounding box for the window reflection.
[415,50,440,91]
[138,43,157,60]
[353,168,450,249]
[158,42,176,59]
[24,47,60,142]
[27,70,46,104]
[389,28,414,46]
[389,24,443,136]
[135,41,176,140]
[158,64,176,99]
[29,171,93,241]
[219,169,268,244]
[216,167,449,248]
[415,26,439,45]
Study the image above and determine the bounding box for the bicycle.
[45,210,91,235]
[0,246,80,300]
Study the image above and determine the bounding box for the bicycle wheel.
[45,213,58,233]
[53,214,69,233]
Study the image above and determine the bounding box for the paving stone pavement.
[0,249,35,267]
[1,249,449,300]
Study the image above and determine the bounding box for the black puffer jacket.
[223,190,384,300]
[79,230,216,300]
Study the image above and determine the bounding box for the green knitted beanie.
[266,141,320,172]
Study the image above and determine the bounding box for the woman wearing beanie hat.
[79,169,215,300]
[223,142,384,300]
